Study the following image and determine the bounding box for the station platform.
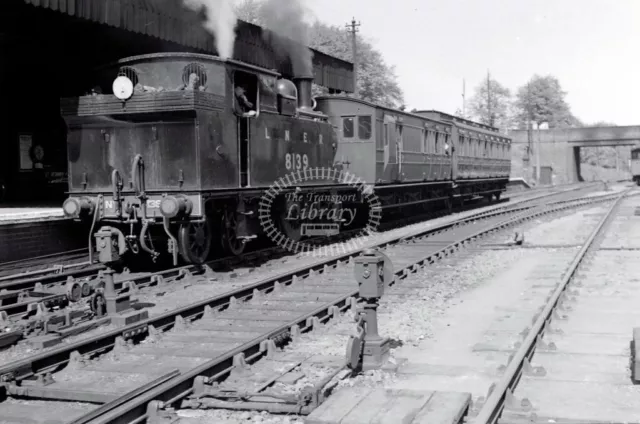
[0,206,89,264]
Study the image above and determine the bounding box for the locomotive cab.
[60,52,341,267]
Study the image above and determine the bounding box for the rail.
[470,187,631,424]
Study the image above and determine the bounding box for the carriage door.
[450,125,458,181]
[383,115,397,182]
[396,123,403,181]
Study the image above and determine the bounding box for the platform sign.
[18,134,33,170]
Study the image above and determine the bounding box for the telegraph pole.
[346,17,361,94]
[462,79,466,118]
[526,82,533,163]
[486,70,492,126]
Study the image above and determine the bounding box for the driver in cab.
[234,84,257,117]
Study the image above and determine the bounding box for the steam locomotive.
[60,52,511,267]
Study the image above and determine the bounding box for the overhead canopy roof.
[18,0,354,92]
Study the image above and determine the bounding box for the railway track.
[0,185,614,353]
[468,188,640,424]
[0,191,562,317]
[0,187,621,424]
[0,195,521,350]
[0,249,90,278]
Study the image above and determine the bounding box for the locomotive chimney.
[293,76,314,112]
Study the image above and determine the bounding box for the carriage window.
[343,117,355,138]
[422,130,427,153]
[358,116,372,140]
[632,150,640,160]
[434,133,440,154]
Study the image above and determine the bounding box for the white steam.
[260,0,313,76]
[183,0,237,59]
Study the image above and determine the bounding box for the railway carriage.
[60,51,512,268]
[315,98,511,213]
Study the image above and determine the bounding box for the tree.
[467,76,511,129]
[309,22,405,107]
[514,75,579,129]
[234,1,405,107]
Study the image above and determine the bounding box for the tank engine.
[60,53,351,266]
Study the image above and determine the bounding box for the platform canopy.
[17,0,354,92]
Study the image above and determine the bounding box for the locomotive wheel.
[221,211,245,256]
[178,220,212,264]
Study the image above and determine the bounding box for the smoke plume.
[259,0,314,76]
[183,0,237,59]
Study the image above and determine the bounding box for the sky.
[301,0,640,126]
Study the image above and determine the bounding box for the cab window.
[233,70,259,113]
[358,116,372,140]
[258,75,278,112]
[343,117,355,138]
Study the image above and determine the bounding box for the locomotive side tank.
[61,53,346,266]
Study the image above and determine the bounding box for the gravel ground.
[172,202,610,423]
[600,195,640,248]
[518,204,610,246]
[581,183,631,198]
[0,191,567,365]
